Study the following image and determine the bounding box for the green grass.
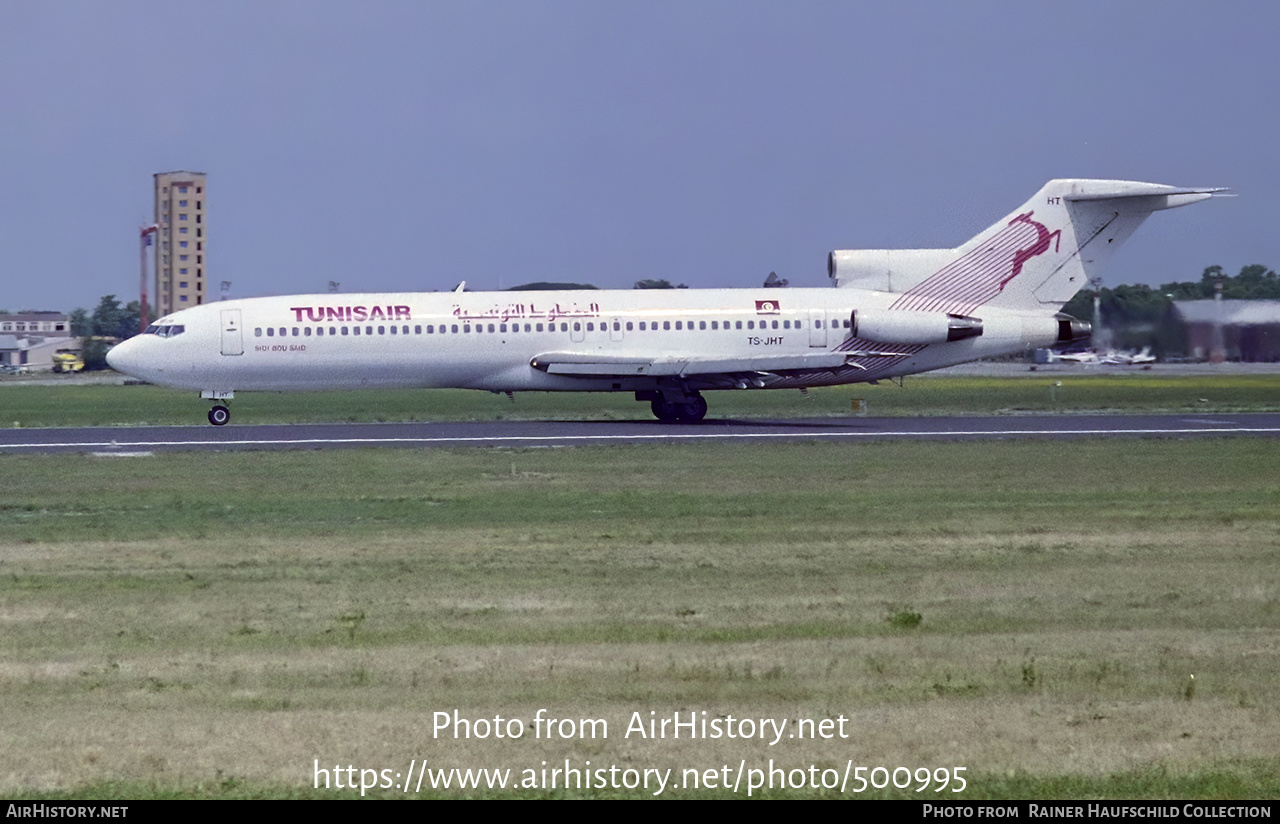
[3,439,1279,798]
[3,440,1276,545]
[3,371,1280,426]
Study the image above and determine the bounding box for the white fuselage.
[104,179,1222,423]
[107,287,1061,396]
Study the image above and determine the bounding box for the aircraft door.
[570,322,586,343]
[809,309,826,348]
[220,309,244,356]
[609,319,624,342]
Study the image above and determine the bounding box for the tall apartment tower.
[153,171,207,316]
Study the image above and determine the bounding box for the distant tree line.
[504,282,598,291]
[1060,264,1278,354]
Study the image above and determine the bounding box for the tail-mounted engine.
[1054,313,1091,344]
[850,309,984,344]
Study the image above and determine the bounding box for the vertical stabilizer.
[830,180,1225,314]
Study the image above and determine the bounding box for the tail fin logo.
[890,210,1064,315]
[1003,212,1061,291]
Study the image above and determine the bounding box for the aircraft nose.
[106,338,140,377]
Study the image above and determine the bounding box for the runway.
[4,413,1280,454]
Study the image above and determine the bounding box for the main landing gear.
[208,405,230,426]
[649,392,707,424]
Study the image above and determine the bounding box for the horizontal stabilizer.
[1061,184,1228,204]
[1059,182,1228,209]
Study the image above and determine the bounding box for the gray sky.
[2,0,1275,311]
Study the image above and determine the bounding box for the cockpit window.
[144,324,186,338]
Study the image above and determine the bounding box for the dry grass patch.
[2,439,1278,797]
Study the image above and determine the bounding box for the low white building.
[1172,300,1280,362]
[0,313,75,370]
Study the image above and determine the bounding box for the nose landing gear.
[200,390,236,426]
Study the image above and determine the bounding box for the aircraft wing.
[529,349,909,378]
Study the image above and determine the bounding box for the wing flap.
[530,351,904,378]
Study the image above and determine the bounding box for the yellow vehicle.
[52,350,84,373]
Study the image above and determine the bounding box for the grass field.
[3,371,1280,427]
[2,439,1278,798]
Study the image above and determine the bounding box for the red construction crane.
[139,224,159,333]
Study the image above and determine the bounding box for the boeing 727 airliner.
[106,179,1224,425]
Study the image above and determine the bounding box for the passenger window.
[699,321,706,330]
[536,323,544,332]
[844,319,851,328]
[366,326,373,335]
[267,328,274,337]
[304,327,312,337]
[747,321,754,330]
[736,321,743,330]
[625,322,633,331]
[613,322,620,331]
[292,328,300,336]
[663,321,670,330]
[317,327,324,336]
[341,327,349,335]
[573,322,581,332]
[254,328,262,337]
[587,322,594,332]
[772,321,778,329]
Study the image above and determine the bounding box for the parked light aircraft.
[107,179,1222,425]
[1048,349,1101,364]
[1049,346,1158,366]
[1101,346,1156,365]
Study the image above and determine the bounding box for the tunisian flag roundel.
[755,300,780,314]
